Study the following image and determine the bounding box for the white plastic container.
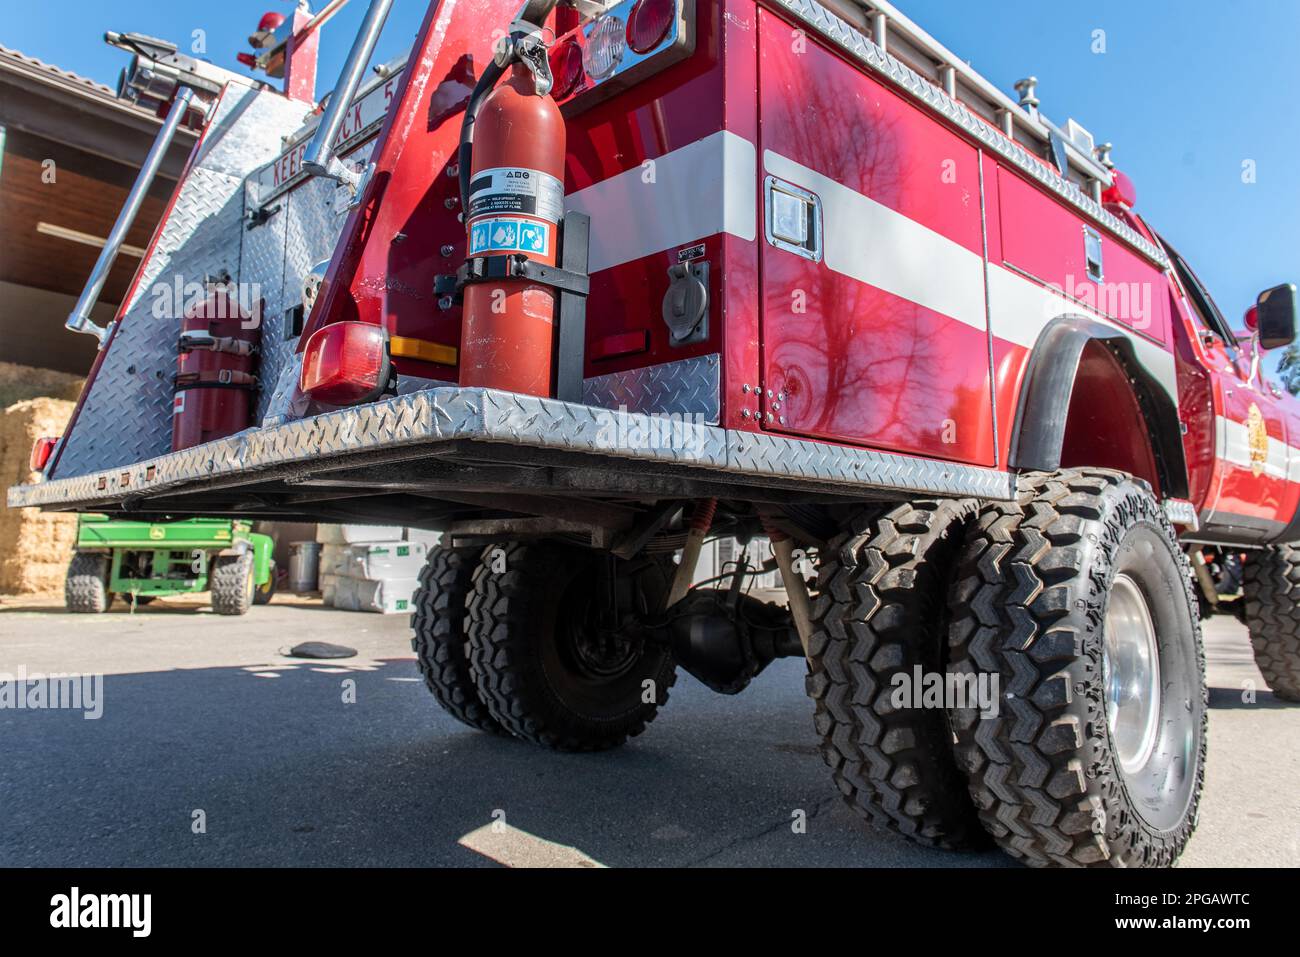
[343,541,427,580]
[332,576,419,614]
[319,543,351,577]
[404,528,443,548]
[315,524,405,545]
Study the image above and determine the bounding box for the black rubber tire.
[806,500,987,850]
[65,552,111,614]
[948,470,1207,868]
[410,546,505,734]
[466,541,677,751]
[1241,545,1300,702]
[253,560,277,605]
[211,552,255,616]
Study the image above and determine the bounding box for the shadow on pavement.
[0,655,1011,868]
[1207,686,1297,710]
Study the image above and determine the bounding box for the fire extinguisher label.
[173,393,185,415]
[469,217,551,257]
[467,167,564,224]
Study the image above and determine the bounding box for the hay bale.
[0,397,79,596]
[0,362,84,409]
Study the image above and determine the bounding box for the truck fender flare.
[1009,315,1190,499]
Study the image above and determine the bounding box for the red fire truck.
[13,0,1300,868]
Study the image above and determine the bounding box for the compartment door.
[756,8,995,466]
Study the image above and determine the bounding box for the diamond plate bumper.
[9,387,1014,509]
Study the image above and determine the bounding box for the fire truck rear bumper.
[8,386,1015,512]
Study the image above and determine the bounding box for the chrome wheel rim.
[1103,574,1162,776]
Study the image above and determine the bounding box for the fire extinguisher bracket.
[436,212,591,403]
[179,330,260,357]
[173,369,260,391]
[439,253,590,300]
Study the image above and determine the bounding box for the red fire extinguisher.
[459,42,566,398]
[172,282,262,451]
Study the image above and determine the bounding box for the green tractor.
[65,516,276,615]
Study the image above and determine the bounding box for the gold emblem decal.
[1247,403,1269,478]
[149,526,165,540]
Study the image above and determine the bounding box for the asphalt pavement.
[0,594,1295,867]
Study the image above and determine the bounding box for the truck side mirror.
[1256,283,1298,350]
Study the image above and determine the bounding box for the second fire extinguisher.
[172,280,262,451]
[458,23,566,398]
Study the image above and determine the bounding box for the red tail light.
[626,0,675,54]
[549,38,585,100]
[300,322,393,405]
[30,436,58,472]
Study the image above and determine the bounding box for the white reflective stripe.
[761,149,1177,404]
[762,150,988,331]
[1272,436,1289,478]
[565,130,757,273]
[987,264,1178,402]
[572,140,1181,407]
[1215,414,1295,480]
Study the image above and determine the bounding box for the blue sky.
[6,0,1297,328]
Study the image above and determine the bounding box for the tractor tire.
[211,552,255,616]
[1241,545,1300,702]
[948,470,1206,868]
[65,552,111,614]
[466,541,676,751]
[253,560,277,605]
[410,546,505,734]
[805,500,987,850]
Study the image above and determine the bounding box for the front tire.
[1241,545,1300,702]
[466,541,677,751]
[948,470,1206,867]
[65,552,111,614]
[806,500,987,849]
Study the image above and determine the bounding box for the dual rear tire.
[411,542,676,751]
[808,471,1207,867]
